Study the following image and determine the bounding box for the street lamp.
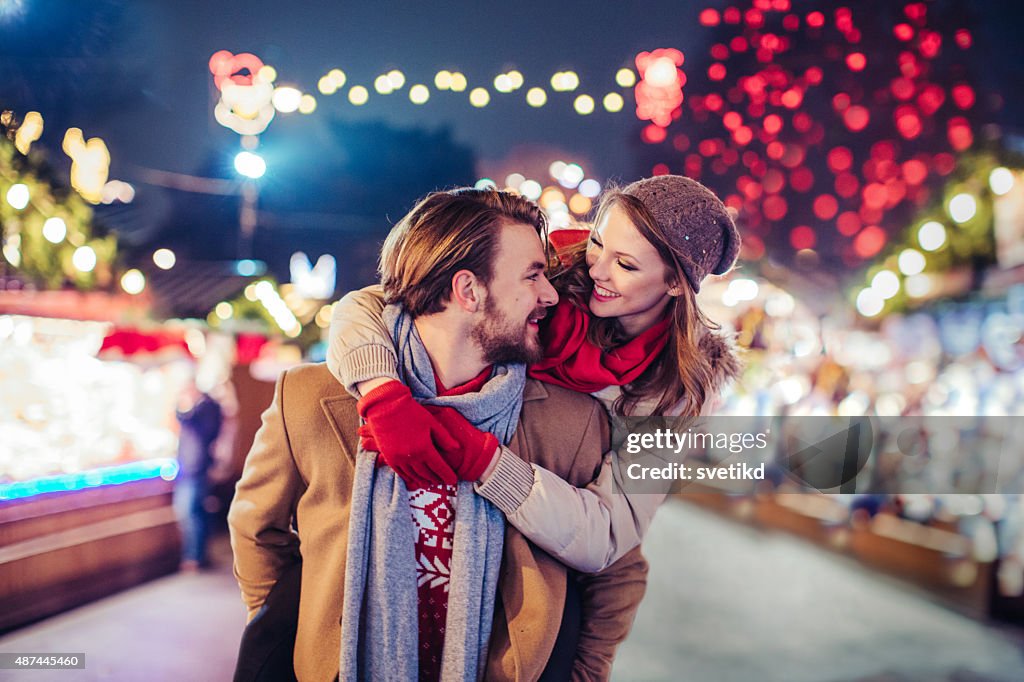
[233,151,265,258]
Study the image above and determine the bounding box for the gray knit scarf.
[339,304,525,681]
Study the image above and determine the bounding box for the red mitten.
[356,382,459,487]
[422,405,500,482]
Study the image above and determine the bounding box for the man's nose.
[538,274,558,307]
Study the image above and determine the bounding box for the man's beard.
[472,296,545,366]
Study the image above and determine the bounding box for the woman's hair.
[550,188,722,417]
[379,188,548,317]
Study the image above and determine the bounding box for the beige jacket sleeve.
[326,284,398,397]
[226,371,305,620]
[476,449,665,573]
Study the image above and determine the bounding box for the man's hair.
[379,188,548,317]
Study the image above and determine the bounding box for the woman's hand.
[421,405,500,483]
[356,382,459,488]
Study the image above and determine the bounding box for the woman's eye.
[617,260,637,271]
[589,237,603,248]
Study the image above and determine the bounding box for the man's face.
[472,221,558,365]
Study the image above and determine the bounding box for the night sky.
[2,0,1024,283]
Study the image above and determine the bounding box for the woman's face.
[586,202,679,337]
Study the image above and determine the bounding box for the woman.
[328,175,742,572]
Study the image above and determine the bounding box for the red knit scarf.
[529,298,670,393]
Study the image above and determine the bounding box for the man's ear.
[451,269,484,312]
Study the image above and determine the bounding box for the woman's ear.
[667,281,683,297]
[450,269,483,312]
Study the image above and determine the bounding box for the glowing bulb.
[153,248,176,270]
[526,87,547,107]
[234,151,266,179]
[507,70,524,89]
[469,87,490,107]
[374,75,394,94]
[120,269,146,295]
[898,249,925,276]
[856,288,884,317]
[579,179,601,198]
[387,70,406,89]
[871,270,900,299]
[616,68,637,88]
[318,76,337,95]
[449,72,467,92]
[494,74,513,93]
[559,163,585,189]
[349,86,369,105]
[72,245,97,273]
[257,65,277,84]
[905,273,933,298]
[519,180,542,200]
[574,95,595,115]
[298,94,317,114]
[603,92,624,112]
[645,57,678,87]
[271,86,302,113]
[42,217,67,243]
[948,193,977,223]
[917,221,947,251]
[474,178,497,190]
[328,69,347,88]
[505,173,525,190]
[435,70,453,90]
[549,161,567,179]
[409,84,430,104]
[215,302,233,320]
[989,167,1014,196]
[6,183,29,210]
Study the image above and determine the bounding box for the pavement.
[1,500,1023,681]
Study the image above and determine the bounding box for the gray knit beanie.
[622,175,741,293]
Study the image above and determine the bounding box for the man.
[228,188,646,681]
[174,374,222,571]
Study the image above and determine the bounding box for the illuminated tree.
[636,0,989,272]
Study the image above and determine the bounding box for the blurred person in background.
[174,372,223,572]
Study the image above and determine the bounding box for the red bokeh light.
[806,11,825,28]
[933,153,956,176]
[835,172,860,198]
[919,31,942,59]
[733,126,754,146]
[741,234,766,260]
[854,226,887,259]
[813,194,839,220]
[836,211,861,236]
[642,124,668,144]
[805,66,823,85]
[711,44,730,60]
[891,77,915,101]
[780,144,806,169]
[781,89,803,109]
[790,226,816,250]
[844,106,870,132]
[902,159,927,185]
[763,114,783,135]
[832,93,851,112]
[894,23,914,41]
[917,84,945,115]
[952,84,975,109]
[705,94,724,111]
[846,53,866,71]
[947,118,973,151]
[895,106,923,139]
[723,111,742,130]
[955,29,972,49]
[782,14,800,32]
[790,167,814,193]
[652,163,670,176]
[763,195,788,221]
[699,8,721,26]
[863,183,887,209]
[766,141,785,160]
[730,36,749,52]
[723,6,742,24]
[673,134,691,152]
[793,112,813,133]
[763,169,785,194]
[709,63,727,81]
[904,3,927,22]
